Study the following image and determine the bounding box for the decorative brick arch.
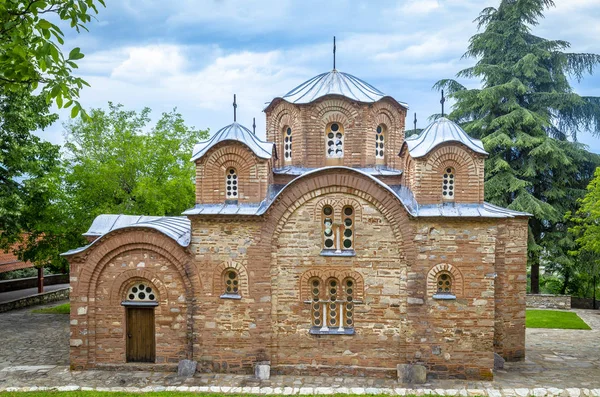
[312,197,363,224]
[263,168,414,254]
[426,263,464,298]
[299,269,364,301]
[70,228,200,366]
[313,97,360,122]
[110,269,169,306]
[425,143,484,203]
[212,261,250,297]
[198,141,269,203]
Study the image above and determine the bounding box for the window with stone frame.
[432,271,456,300]
[375,124,385,163]
[283,126,292,162]
[325,123,344,158]
[226,167,238,199]
[442,167,455,200]
[321,205,356,255]
[222,268,241,298]
[308,276,355,335]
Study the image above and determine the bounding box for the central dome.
[281,69,387,104]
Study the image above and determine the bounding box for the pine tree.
[434,0,600,293]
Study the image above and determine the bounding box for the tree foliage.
[0,0,105,115]
[434,0,600,293]
[63,103,209,221]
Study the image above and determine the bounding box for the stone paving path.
[0,302,599,395]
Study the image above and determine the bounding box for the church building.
[64,58,529,380]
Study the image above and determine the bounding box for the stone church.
[64,63,529,380]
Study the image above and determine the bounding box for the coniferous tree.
[434,0,600,293]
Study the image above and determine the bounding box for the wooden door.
[126,307,155,362]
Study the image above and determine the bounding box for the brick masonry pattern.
[67,97,528,381]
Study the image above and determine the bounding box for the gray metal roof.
[280,69,407,107]
[191,122,273,162]
[274,166,402,177]
[62,214,191,256]
[184,166,528,219]
[404,117,488,158]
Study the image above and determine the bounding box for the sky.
[38,0,600,153]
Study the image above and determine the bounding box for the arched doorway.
[122,282,158,363]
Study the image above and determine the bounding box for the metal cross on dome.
[233,94,237,122]
[440,90,446,117]
[253,117,256,135]
[333,36,336,70]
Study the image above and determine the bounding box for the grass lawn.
[31,302,70,314]
[526,309,591,330]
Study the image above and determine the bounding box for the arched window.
[326,123,344,158]
[310,278,322,327]
[226,168,238,199]
[126,282,156,302]
[223,268,240,296]
[342,206,354,250]
[283,126,292,162]
[323,206,335,249]
[308,276,355,334]
[442,167,455,200]
[436,272,452,294]
[327,278,339,328]
[375,124,385,162]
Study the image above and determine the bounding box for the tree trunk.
[531,261,540,294]
[37,267,44,294]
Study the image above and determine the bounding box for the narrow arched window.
[224,268,240,296]
[323,205,335,249]
[375,124,385,163]
[226,168,238,199]
[283,126,292,162]
[326,123,344,158]
[342,206,354,250]
[442,167,455,200]
[343,278,354,328]
[310,278,322,327]
[327,278,339,327]
[126,282,156,302]
[436,272,452,294]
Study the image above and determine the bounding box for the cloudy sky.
[39,0,600,153]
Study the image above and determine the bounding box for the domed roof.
[404,117,487,158]
[191,122,273,162]
[281,69,405,105]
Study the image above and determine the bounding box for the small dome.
[281,69,403,105]
[191,122,273,161]
[404,117,487,158]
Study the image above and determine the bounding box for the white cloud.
[110,45,187,82]
[397,0,441,14]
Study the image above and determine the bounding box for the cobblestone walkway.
[1,303,599,395]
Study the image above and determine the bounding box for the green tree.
[0,87,81,273]
[1,0,105,115]
[434,0,600,293]
[63,103,209,224]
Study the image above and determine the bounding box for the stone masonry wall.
[494,218,528,361]
[68,229,198,370]
[409,219,498,380]
[526,294,571,309]
[265,97,407,170]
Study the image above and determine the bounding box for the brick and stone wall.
[400,143,486,205]
[526,294,571,309]
[194,141,272,204]
[67,165,528,381]
[265,97,407,170]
